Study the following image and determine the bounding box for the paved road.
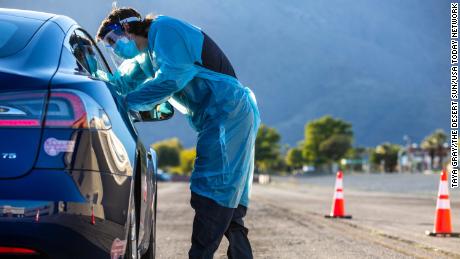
[278,172,460,197]
[156,173,460,259]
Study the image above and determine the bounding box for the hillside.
[0,0,450,147]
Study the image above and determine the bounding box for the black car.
[0,8,173,258]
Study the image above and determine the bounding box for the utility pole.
[403,135,413,173]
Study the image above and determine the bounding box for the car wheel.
[125,193,138,259]
[141,190,157,259]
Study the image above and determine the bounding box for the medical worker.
[97,8,260,259]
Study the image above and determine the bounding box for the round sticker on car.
[44,138,75,156]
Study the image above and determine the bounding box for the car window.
[59,44,87,74]
[68,29,111,80]
[0,14,43,57]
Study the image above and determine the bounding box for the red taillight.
[44,92,88,128]
[0,119,40,126]
[0,91,46,128]
[44,90,111,130]
[0,246,39,255]
[0,89,111,130]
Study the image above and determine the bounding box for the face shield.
[100,18,142,68]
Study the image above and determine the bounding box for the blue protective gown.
[109,53,155,96]
[125,16,260,208]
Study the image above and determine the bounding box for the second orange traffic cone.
[91,205,96,225]
[426,169,459,237]
[325,171,352,219]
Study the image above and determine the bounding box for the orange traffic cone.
[91,205,96,225]
[426,169,459,237]
[325,171,352,219]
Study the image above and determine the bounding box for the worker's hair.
[96,7,156,41]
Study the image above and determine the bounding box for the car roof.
[0,8,78,33]
[0,8,56,21]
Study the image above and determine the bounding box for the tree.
[151,138,183,169]
[179,148,196,175]
[370,143,401,172]
[302,115,353,166]
[421,129,447,169]
[344,146,368,171]
[255,124,282,172]
[285,147,304,170]
[319,135,353,161]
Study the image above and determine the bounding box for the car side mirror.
[131,102,174,122]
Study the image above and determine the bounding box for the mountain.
[0,0,450,147]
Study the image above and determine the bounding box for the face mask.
[85,54,98,74]
[114,37,139,59]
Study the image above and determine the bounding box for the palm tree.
[421,129,447,170]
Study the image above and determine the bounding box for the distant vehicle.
[157,170,172,182]
[302,165,316,173]
[0,8,174,258]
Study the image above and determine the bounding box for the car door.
[49,26,139,224]
[67,28,156,250]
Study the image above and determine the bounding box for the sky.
[0,0,451,148]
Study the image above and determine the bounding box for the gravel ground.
[155,173,460,259]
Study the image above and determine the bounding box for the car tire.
[141,189,157,259]
[125,193,138,259]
